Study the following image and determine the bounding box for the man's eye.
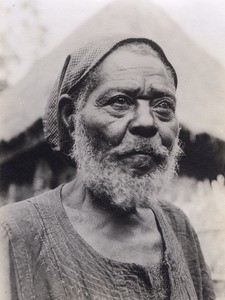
[154,99,175,112]
[108,96,132,109]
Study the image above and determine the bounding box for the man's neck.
[62,178,156,229]
[61,178,163,266]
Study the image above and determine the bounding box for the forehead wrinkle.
[100,49,165,74]
[107,65,162,72]
[143,77,176,95]
[92,75,175,101]
[90,80,142,98]
[94,50,175,98]
[103,65,166,79]
[100,61,171,87]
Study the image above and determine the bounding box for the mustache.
[108,139,170,160]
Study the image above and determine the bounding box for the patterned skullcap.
[43,34,177,160]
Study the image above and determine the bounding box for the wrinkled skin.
[76,48,179,176]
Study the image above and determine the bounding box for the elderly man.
[0,35,215,299]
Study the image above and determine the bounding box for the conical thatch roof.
[1,0,225,141]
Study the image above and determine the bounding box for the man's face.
[72,47,180,209]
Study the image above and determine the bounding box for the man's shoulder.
[158,199,195,236]
[0,186,62,233]
[0,186,63,279]
[159,198,187,217]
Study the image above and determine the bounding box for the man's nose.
[129,100,157,138]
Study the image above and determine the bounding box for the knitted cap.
[43,34,177,159]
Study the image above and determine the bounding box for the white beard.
[71,115,182,211]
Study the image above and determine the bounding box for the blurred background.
[0,0,225,298]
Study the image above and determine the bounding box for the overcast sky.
[3,0,225,84]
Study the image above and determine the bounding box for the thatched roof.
[1,0,225,141]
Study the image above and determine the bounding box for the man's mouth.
[118,150,163,162]
[117,150,165,173]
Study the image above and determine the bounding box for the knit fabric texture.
[42,34,178,158]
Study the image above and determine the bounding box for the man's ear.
[58,94,75,138]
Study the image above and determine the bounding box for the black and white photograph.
[0,0,224,299]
